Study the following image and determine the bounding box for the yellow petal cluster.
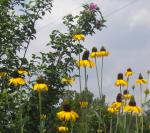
[107,102,122,113]
[18,69,28,75]
[79,101,88,108]
[97,51,109,57]
[90,52,100,58]
[115,79,128,87]
[124,105,142,114]
[76,60,95,68]
[123,94,132,100]
[136,79,147,84]
[0,72,6,77]
[125,71,133,77]
[57,110,79,122]
[58,126,69,132]
[73,34,85,41]
[61,77,75,85]
[9,77,26,86]
[33,83,48,92]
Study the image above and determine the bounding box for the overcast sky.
[26,0,150,103]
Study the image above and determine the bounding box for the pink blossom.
[89,3,98,11]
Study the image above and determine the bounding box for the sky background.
[25,0,150,103]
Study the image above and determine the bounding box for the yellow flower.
[33,83,48,92]
[18,68,28,75]
[124,96,142,114]
[73,34,85,41]
[79,101,88,108]
[9,77,26,86]
[115,80,128,87]
[98,46,110,57]
[123,94,132,100]
[0,72,6,77]
[58,126,69,132]
[77,60,95,68]
[136,79,147,84]
[57,110,79,122]
[90,47,100,58]
[107,102,122,113]
[123,89,132,100]
[136,73,147,84]
[115,73,128,87]
[124,105,141,114]
[125,68,133,77]
[61,77,75,85]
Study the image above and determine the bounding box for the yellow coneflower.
[73,34,85,41]
[18,67,28,75]
[90,47,99,58]
[136,73,147,84]
[123,89,132,100]
[97,46,109,57]
[77,50,95,68]
[33,77,48,92]
[124,97,141,114]
[33,83,48,92]
[107,93,123,113]
[9,71,26,86]
[58,126,69,132]
[115,73,128,87]
[125,68,133,77]
[79,101,89,108]
[77,60,95,68]
[61,76,75,85]
[57,103,79,122]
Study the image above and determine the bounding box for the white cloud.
[129,8,150,29]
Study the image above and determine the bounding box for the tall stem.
[39,92,43,133]
[100,57,104,97]
[84,67,87,90]
[78,45,82,93]
[19,87,24,133]
[123,113,126,133]
[126,77,129,90]
[110,115,112,133]
[120,85,122,94]
[136,115,139,133]
[94,58,101,98]
[140,84,142,107]
[115,113,119,133]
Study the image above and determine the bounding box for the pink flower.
[89,3,98,11]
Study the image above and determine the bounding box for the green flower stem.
[38,92,44,133]
[136,115,139,133]
[140,84,142,108]
[19,87,24,133]
[78,44,82,93]
[100,57,104,97]
[123,113,126,133]
[84,67,87,90]
[126,77,129,90]
[109,115,112,133]
[126,113,133,133]
[115,113,119,133]
[120,85,122,94]
[84,67,88,133]
[70,122,74,133]
[94,58,101,98]
[141,114,143,133]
